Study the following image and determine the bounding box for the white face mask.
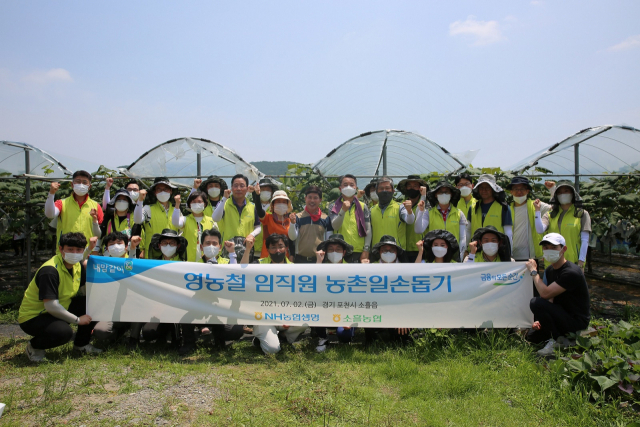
[73,184,89,197]
[128,191,139,202]
[459,187,472,197]
[327,252,343,263]
[482,242,499,257]
[557,193,573,205]
[513,195,527,204]
[431,246,448,258]
[63,251,84,265]
[115,200,129,212]
[190,203,205,214]
[102,248,110,257]
[203,245,220,259]
[108,243,126,258]
[156,191,171,203]
[208,187,221,198]
[161,245,177,258]
[437,194,451,205]
[543,249,562,264]
[341,186,357,198]
[260,191,272,202]
[273,203,288,215]
[369,192,379,202]
[380,251,397,263]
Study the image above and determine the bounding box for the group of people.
[18,169,592,361]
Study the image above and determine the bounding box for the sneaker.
[555,336,572,349]
[316,338,328,353]
[74,343,103,354]
[536,339,556,356]
[26,342,47,362]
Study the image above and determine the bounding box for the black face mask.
[270,251,286,263]
[377,191,394,205]
[405,189,420,199]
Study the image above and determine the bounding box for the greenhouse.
[508,125,640,183]
[0,140,73,179]
[121,137,265,188]
[312,129,468,178]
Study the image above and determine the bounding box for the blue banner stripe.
[87,256,173,284]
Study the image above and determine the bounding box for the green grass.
[0,328,637,426]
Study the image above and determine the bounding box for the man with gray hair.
[369,176,415,252]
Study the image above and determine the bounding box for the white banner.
[87,257,533,328]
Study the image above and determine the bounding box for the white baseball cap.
[539,233,566,246]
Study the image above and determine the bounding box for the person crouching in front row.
[18,232,102,362]
[245,233,307,354]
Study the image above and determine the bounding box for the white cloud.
[607,35,640,52]
[449,16,504,46]
[530,1,544,6]
[22,68,73,84]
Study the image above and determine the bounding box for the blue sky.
[1,1,639,172]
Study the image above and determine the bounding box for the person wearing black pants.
[18,232,102,362]
[524,233,590,356]
[20,296,97,351]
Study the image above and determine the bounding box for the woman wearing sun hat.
[134,177,180,258]
[467,174,513,250]
[415,180,467,260]
[248,188,294,259]
[415,229,461,264]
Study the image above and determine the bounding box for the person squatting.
[20,171,591,361]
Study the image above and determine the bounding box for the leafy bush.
[546,320,640,402]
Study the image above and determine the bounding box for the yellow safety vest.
[258,256,293,264]
[405,203,426,252]
[470,201,505,236]
[510,200,543,259]
[474,253,502,263]
[428,205,462,244]
[56,196,99,250]
[548,205,583,263]
[371,201,406,249]
[142,202,178,258]
[457,197,476,217]
[335,199,366,252]
[220,198,255,242]
[254,204,271,254]
[183,214,216,262]
[18,253,81,323]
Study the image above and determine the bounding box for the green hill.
[251,161,300,176]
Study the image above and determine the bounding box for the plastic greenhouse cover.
[508,125,640,179]
[0,140,73,178]
[122,137,263,188]
[312,130,466,177]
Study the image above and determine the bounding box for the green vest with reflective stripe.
[470,201,505,236]
[143,202,178,258]
[258,256,293,264]
[184,214,216,262]
[18,253,81,323]
[56,196,99,250]
[220,198,256,242]
[428,205,461,244]
[336,199,366,252]
[371,201,406,249]
[510,199,543,258]
[474,253,502,263]
[548,205,582,263]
